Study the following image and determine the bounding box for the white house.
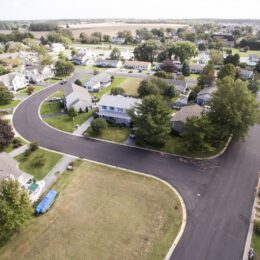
[25,65,54,83]
[124,61,151,71]
[189,64,206,74]
[120,48,134,60]
[64,83,92,112]
[98,95,140,125]
[51,43,65,53]
[240,69,254,80]
[196,86,217,106]
[112,37,126,45]
[0,72,28,92]
[95,59,122,68]
[71,52,96,66]
[83,72,112,92]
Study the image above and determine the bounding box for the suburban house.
[97,94,140,125]
[51,43,65,53]
[95,59,122,68]
[173,96,189,109]
[83,72,112,92]
[239,69,254,80]
[189,64,206,74]
[198,52,210,64]
[25,65,54,83]
[171,105,204,133]
[112,37,126,45]
[0,72,28,92]
[120,48,134,60]
[124,61,151,71]
[71,49,96,66]
[171,79,188,95]
[0,152,44,203]
[249,55,259,63]
[196,86,217,106]
[64,83,92,112]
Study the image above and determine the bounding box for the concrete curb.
[243,173,260,260]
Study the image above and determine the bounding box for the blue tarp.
[35,190,58,214]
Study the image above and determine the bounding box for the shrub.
[12,138,22,148]
[74,79,83,86]
[33,155,46,167]
[91,118,107,134]
[24,149,32,157]
[26,86,35,95]
[68,107,78,117]
[93,69,99,75]
[255,220,260,235]
[30,141,39,151]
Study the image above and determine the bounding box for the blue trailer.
[35,190,58,215]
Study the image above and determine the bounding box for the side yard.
[0,160,183,260]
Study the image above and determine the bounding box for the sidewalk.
[73,116,93,135]
[9,144,29,157]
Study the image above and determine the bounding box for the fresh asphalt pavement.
[12,73,260,260]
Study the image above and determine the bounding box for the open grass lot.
[0,161,182,260]
[17,86,44,95]
[94,77,126,99]
[0,100,20,110]
[86,125,130,143]
[15,148,62,180]
[231,48,260,58]
[118,77,142,97]
[0,137,26,153]
[44,110,94,133]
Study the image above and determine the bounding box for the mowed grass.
[252,231,260,258]
[40,101,62,115]
[44,110,94,133]
[231,48,260,57]
[15,148,62,180]
[0,137,26,153]
[86,125,130,143]
[118,77,142,97]
[0,161,183,260]
[0,100,20,110]
[17,86,44,95]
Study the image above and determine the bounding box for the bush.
[91,118,107,134]
[33,155,46,167]
[12,138,22,148]
[29,141,39,151]
[93,69,99,75]
[24,149,32,157]
[74,79,83,86]
[68,107,78,117]
[26,86,35,95]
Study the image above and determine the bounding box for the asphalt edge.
[243,173,260,260]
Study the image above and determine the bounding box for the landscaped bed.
[15,148,62,180]
[0,161,183,260]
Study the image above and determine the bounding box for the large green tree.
[171,41,199,63]
[218,63,236,80]
[208,77,260,140]
[134,40,162,62]
[130,95,171,146]
[182,60,190,76]
[55,59,75,77]
[110,47,121,60]
[0,83,14,105]
[197,62,215,88]
[0,117,14,148]
[0,180,33,240]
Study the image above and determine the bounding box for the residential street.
[12,75,260,260]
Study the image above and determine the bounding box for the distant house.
[0,152,44,203]
[112,37,126,45]
[171,105,204,133]
[189,64,205,74]
[71,53,95,66]
[0,72,28,92]
[196,86,217,106]
[120,48,134,60]
[171,79,188,95]
[174,96,188,108]
[249,55,259,63]
[51,43,65,53]
[240,69,254,80]
[83,72,112,92]
[25,65,54,83]
[124,61,151,71]
[198,52,210,64]
[64,83,92,112]
[98,95,140,125]
[95,59,122,68]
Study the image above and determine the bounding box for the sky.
[1,0,260,20]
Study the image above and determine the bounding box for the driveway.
[12,74,260,260]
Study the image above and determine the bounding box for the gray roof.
[0,153,24,181]
[240,69,254,77]
[65,83,91,98]
[172,105,204,123]
[171,80,188,92]
[96,59,121,65]
[88,72,111,83]
[98,95,140,109]
[197,87,217,97]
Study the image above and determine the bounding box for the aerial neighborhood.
[0,15,259,260]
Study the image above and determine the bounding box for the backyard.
[118,77,142,97]
[0,161,183,260]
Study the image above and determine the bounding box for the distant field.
[0,22,187,39]
[0,161,183,260]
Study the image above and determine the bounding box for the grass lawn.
[40,101,62,115]
[15,148,62,180]
[0,137,26,153]
[187,74,200,80]
[252,231,260,258]
[94,77,127,99]
[231,48,260,58]
[45,78,60,84]
[44,110,94,133]
[118,77,142,97]
[0,161,182,260]
[86,125,130,143]
[0,100,20,110]
[16,86,44,95]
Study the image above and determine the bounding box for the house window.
[102,106,107,109]
[117,108,123,112]
[109,107,115,111]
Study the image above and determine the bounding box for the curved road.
[13,75,260,260]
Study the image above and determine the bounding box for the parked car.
[60,80,68,85]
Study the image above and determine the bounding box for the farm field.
[0,161,183,260]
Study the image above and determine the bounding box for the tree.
[208,77,260,140]
[91,32,102,42]
[0,65,9,76]
[134,40,162,62]
[110,87,125,95]
[197,62,215,87]
[182,60,190,76]
[26,86,35,95]
[74,79,83,86]
[154,71,168,79]
[40,54,53,65]
[0,83,14,105]
[103,34,111,42]
[71,48,78,56]
[110,47,121,60]
[90,118,107,134]
[218,63,236,80]
[210,50,223,65]
[171,41,199,63]
[29,141,39,151]
[160,59,176,73]
[55,59,75,77]
[129,95,171,146]
[68,107,78,117]
[0,117,14,148]
[224,54,240,66]
[256,61,260,73]
[0,179,33,240]
[248,80,260,94]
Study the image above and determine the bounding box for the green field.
[15,148,62,180]
[118,77,142,97]
[0,100,20,110]
[44,110,94,133]
[231,48,260,58]
[0,161,182,260]
[86,125,130,143]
